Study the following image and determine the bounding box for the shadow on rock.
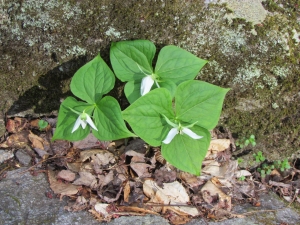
[7,56,88,116]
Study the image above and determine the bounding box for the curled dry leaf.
[65,196,88,212]
[48,170,78,197]
[178,171,205,189]
[80,149,115,166]
[98,170,114,189]
[73,171,97,188]
[6,117,28,133]
[57,170,76,182]
[201,180,232,211]
[154,166,177,187]
[94,203,110,216]
[73,133,111,150]
[2,130,30,148]
[206,139,231,158]
[28,131,50,159]
[202,161,221,176]
[123,181,131,203]
[143,180,199,216]
[235,170,252,178]
[126,150,153,178]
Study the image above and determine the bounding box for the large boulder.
[0,0,299,163]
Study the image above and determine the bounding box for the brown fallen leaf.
[57,170,76,182]
[73,133,111,150]
[206,139,231,158]
[143,180,199,216]
[98,170,114,189]
[28,132,45,149]
[6,117,28,133]
[94,203,111,220]
[167,210,192,225]
[73,171,97,188]
[126,150,154,178]
[65,196,88,212]
[80,149,115,166]
[28,131,50,159]
[117,206,159,215]
[2,130,30,148]
[123,180,131,203]
[201,179,232,211]
[48,170,79,197]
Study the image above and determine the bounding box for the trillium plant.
[53,40,229,175]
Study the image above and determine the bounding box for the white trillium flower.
[141,75,155,96]
[137,63,160,96]
[70,108,98,133]
[162,115,203,144]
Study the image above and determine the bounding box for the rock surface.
[0,150,14,164]
[15,149,32,166]
[0,167,299,225]
[0,0,299,183]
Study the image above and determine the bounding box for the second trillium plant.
[53,40,229,175]
[52,55,135,141]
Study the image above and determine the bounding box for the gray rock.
[0,168,99,225]
[0,149,14,164]
[15,149,32,166]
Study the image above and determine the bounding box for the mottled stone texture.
[0,0,299,164]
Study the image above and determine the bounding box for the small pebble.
[15,149,32,166]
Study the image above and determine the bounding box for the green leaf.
[52,97,94,141]
[122,88,174,146]
[158,80,177,98]
[93,96,136,140]
[155,46,207,85]
[38,120,48,130]
[110,40,155,81]
[124,80,142,104]
[161,126,211,175]
[70,54,115,104]
[175,80,230,130]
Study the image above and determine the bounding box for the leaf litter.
[1,116,300,224]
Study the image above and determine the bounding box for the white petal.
[71,116,82,133]
[141,76,154,96]
[80,119,87,129]
[86,114,98,131]
[162,128,178,144]
[182,128,203,140]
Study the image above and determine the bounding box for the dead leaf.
[28,132,45,149]
[98,170,114,189]
[154,166,177,187]
[67,162,82,173]
[73,133,111,149]
[118,206,159,215]
[201,180,232,211]
[48,170,78,197]
[126,150,153,178]
[143,180,199,216]
[65,196,88,211]
[80,149,115,166]
[28,131,50,159]
[3,130,30,147]
[73,171,97,188]
[202,161,221,176]
[235,170,252,178]
[167,210,192,225]
[94,203,110,217]
[6,117,28,133]
[206,139,231,158]
[123,181,131,203]
[57,170,76,182]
